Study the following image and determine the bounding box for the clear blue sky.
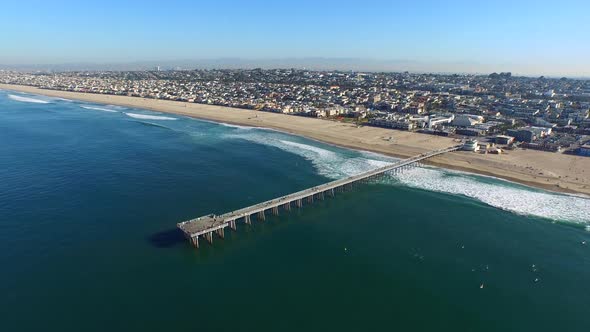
[1,0,589,75]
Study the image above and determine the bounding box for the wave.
[80,105,118,113]
[218,122,258,130]
[218,122,276,131]
[278,140,392,174]
[135,121,174,131]
[192,118,274,131]
[105,104,127,110]
[124,112,177,121]
[225,129,391,178]
[223,127,590,224]
[391,166,590,224]
[8,94,50,104]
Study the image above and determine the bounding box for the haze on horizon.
[2,0,589,77]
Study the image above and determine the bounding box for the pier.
[177,145,460,248]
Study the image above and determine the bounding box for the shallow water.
[1,90,589,331]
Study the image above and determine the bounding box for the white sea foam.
[124,113,177,120]
[223,127,590,224]
[218,122,257,130]
[391,166,590,223]
[278,140,393,177]
[212,120,278,132]
[105,105,127,110]
[80,105,118,113]
[225,130,390,178]
[8,94,50,104]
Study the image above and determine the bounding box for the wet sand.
[2,83,589,196]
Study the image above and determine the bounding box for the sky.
[1,0,589,76]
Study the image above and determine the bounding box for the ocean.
[1,90,589,331]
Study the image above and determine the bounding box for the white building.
[453,114,484,127]
[462,139,480,151]
[428,115,454,129]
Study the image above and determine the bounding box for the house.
[452,114,484,127]
[428,115,454,129]
[507,128,537,143]
[462,140,480,151]
[495,135,515,145]
[456,128,484,136]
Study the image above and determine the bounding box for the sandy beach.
[2,83,590,196]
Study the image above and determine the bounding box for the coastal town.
[1,69,589,156]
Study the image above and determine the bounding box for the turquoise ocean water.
[1,90,589,331]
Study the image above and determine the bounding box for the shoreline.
[163,115,590,198]
[2,83,590,196]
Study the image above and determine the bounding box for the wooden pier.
[177,145,460,248]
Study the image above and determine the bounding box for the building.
[495,135,515,145]
[368,119,415,131]
[506,126,552,143]
[478,142,493,151]
[369,94,381,104]
[521,142,563,152]
[462,139,480,151]
[417,128,453,136]
[507,128,537,143]
[456,128,484,136]
[428,115,454,129]
[534,118,556,128]
[473,121,503,134]
[579,144,590,157]
[452,114,484,127]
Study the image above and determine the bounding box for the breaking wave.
[80,105,118,113]
[8,94,50,104]
[225,130,392,179]
[125,113,177,121]
[218,122,258,130]
[135,121,174,131]
[223,127,590,224]
[390,167,590,223]
[205,119,274,131]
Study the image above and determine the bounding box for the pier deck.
[178,145,460,248]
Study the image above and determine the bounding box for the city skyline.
[2,57,590,78]
[2,0,589,76]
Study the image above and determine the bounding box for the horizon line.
[1,57,589,79]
